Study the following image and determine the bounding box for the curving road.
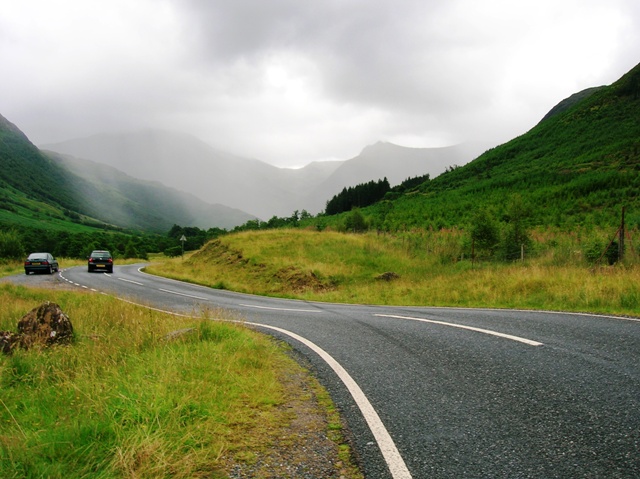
[13,265,640,478]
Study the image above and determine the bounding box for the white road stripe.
[239,303,321,313]
[99,293,412,479]
[245,321,413,479]
[158,288,208,300]
[118,278,144,286]
[375,314,543,346]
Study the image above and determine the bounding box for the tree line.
[325,178,391,215]
[0,224,227,261]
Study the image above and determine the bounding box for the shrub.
[0,230,25,259]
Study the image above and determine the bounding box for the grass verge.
[0,284,361,479]
[145,229,640,317]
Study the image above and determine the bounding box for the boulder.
[0,331,19,355]
[17,301,74,349]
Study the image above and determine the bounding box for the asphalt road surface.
[8,265,640,478]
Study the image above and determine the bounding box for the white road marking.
[245,321,413,479]
[239,303,321,313]
[375,314,543,346]
[118,278,144,286]
[158,288,208,300]
[98,292,412,479]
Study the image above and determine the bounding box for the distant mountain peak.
[360,141,396,155]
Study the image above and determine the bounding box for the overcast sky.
[1,1,638,168]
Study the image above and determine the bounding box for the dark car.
[24,252,59,275]
[88,250,114,273]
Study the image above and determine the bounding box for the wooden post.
[619,207,626,262]
[471,237,475,269]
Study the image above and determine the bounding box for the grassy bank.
[0,284,360,478]
[146,229,640,317]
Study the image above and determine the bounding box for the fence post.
[619,206,625,262]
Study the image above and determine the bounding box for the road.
[10,265,640,478]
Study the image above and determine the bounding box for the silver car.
[24,252,59,275]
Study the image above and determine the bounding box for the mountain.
[42,132,487,218]
[0,114,254,234]
[45,151,255,231]
[302,141,486,212]
[41,130,297,219]
[353,61,640,231]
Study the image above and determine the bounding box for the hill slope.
[0,115,254,234]
[341,61,640,231]
[0,114,85,214]
[46,151,256,231]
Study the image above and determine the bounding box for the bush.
[344,209,368,232]
[164,245,182,257]
[0,230,25,259]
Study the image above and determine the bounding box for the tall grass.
[0,284,357,478]
[146,229,640,317]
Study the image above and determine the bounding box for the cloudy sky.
[1,1,638,168]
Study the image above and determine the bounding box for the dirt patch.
[223,365,362,479]
[274,266,331,293]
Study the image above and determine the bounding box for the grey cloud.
[1,0,639,167]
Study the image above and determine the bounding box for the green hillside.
[46,151,255,232]
[0,114,114,231]
[0,114,256,258]
[0,114,253,238]
[0,115,83,213]
[323,62,640,233]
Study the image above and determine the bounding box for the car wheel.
[108,267,113,274]
[25,270,29,275]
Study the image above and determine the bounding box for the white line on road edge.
[375,314,543,346]
[66,276,409,479]
[246,321,413,479]
[158,288,208,300]
[103,296,412,478]
[118,278,144,286]
[239,303,322,313]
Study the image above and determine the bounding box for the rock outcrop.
[1,301,74,354]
